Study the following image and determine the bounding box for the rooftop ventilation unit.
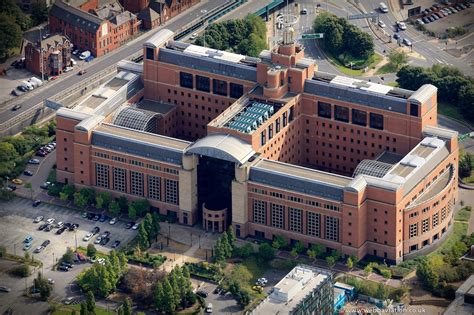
[234,116,258,129]
[246,107,269,120]
[228,122,252,133]
[252,102,274,114]
[240,112,263,125]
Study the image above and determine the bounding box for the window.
[410,103,418,117]
[271,204,285,229]
[325,216,339,241]
[130,171,144,196]
[112,156,126,163]
[334,105,349,122]
[369,113,384,130]
[95,163,109,188]
[230,83,243,98]
[146,47,154,60]
[433,212,439,227]
[165,179,178,205]
[148,175,161,200]
[268,124,273,139]
[113,167,127,192]
[422,218,429,233]
[213,79,227,96]
[179,72,193,89]
[283,112,288,127]
[260,130,266,146]
[318,102,331,118]
[441,207,447,221]
[409,223,418,238]
[196,75,210,92]
[307,212,320,237]
[289,106,294,122]
[289,207,302,233]
[253,200,267,224]
[276,117,281,133]
[352,109,367,126]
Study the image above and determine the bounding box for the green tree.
[118,196,129,214]
[62,247,75,264]
[326,256,336,269]
[86,291,95,315]
[258,243,275,261]
[294,241,305,254]
[459,153,472,179]
[108,200,120,217]
[0,0,30,30]
[388,50,408,71]
[80,301,87,315]
[151,212,161,242]
[0,245,6,257]
[117,307,123,315]
[74,192,88,208]
[307,248,317,260]
[95,192,111,209]
[34,272,52,301]
[129,199,150,217]
[128,206,137,220]
[144,213,155,242]
[86,244,97,257]
[61,185,75,200]
[213,238,225,263]
[137,223,150,250]
[236,243,254,258]
[221,231,232,258]
[0,13,21,58]
[346,257,354,270]
[272,235,286,249]
[310,244,324,258]
[162,278,176,313]
[364,264,373,277]
[122,297,132,315]
[227,225,236,248]
[290,248,298,257]
[80,188,96,206]
[0,142,19,177]
[375,283,389,300]
[31,2,48,25]
[381,269,392,279]
[24,182,34,200]
[154,281,164,311]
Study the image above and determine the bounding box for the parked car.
[38,223,48,231]
[7,185,16,191]
[109,217,117,225]
[83,233,93,241]
[58,265,69,272]
[99,214,108,222]
[100,237,110,245]
[24,235,33,243]
[94,236,102,244]
[11,89,24,96]
[190,33,198,40]
[11,104,22,111]
[23,243,32,251]
[40,182,51,189]
[205,303,213,313]
[79,50,91,60]
[44,224,53,232]
[61,262,73,269]
[196,290,208,298]
[56,227,66,235]
[125,222,134,229]
[68,223,79,231]
[64,66,74,72]
[56,222,64,228]
[86,213,95,220]
[72,50,79,55]
[111,240,121,248]
[12,179,23,185]
[132,223,139,230]
[101,231,111,238]
[28,159,40,164]
[78,69,87,75]
[46,218,55,224]
[91,226,100,235]
[396,21,407,30]
[35,150,47,157]
[378,20,386,28]
[93,214,100,221]
[34,216,44,223]
[402,38,412,46]
[41,240,50,247]
[23,170,33,176]
[0,286,11,292]
[34,246,45,253]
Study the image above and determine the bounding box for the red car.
[78,70,87,75]
[50,76,59,80]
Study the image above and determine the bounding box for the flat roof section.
[256,159,351,187]
[410,169,452,206]
[412,143,437,158]
[136,99,176,116]
[97,124,190,151]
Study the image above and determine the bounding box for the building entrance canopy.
[185,133,255,165]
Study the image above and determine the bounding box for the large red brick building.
[24,34,72,78]
[55,28,459,264]
[49,0,139,57]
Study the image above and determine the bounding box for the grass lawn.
[52,304,114,315]
[463,172,474,184]
[328,53,383,76]
[438,102,474,127]
[455,207,472,222]
[77,246,108,259]
[375,63,397,75]
[385,82,399,87]
[428,222,468,259]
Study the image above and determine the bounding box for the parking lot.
[0,198,137,260]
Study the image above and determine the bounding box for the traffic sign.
[301,33,324,39]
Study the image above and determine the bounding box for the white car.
[94,236,102,244]
[83,233,93,241]
[56,222,64,228]
[109,217,117,225]
[378,20,386,28]
[132,223,139,230]
[34,216,44,223]
[48,278,55,285]
[46,218,55,224]
[97,258,106,265]
[396,21,407,30]
[64,66,73,72]
[190,33,198,40]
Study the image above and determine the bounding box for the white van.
[205,303,213,313]
[379,2,389,13]
[71,58,77,66]
[21,80,34,90]
[79,50,91,60]
[29,77,43,87]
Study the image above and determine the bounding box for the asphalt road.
[0,0,230,125]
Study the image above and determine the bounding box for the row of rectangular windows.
[179,72,244,99]
[253,200,340,242]
[409,204,452,238]
[260,107,294,146]
[252,188,340,211]
[94,152,178,174]
[318,101,385,130]
[95,164,179,205]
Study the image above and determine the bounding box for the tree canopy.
[195,14,267,57]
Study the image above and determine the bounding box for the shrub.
[10,264,30,277]
[0,245,6,257]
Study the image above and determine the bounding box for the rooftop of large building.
[252,265,332,315]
